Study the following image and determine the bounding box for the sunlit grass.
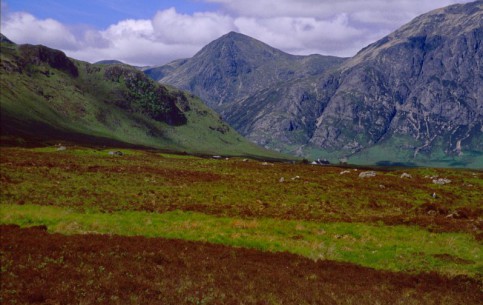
[1,204,480,277]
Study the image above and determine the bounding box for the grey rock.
[432,178,451,185]
[359,171,377,178]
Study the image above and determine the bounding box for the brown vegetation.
[1,225,481,305]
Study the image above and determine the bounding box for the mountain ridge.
[149,1,482,167]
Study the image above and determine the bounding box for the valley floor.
[0,146,481,304]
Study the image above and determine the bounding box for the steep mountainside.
[0,38,281,158]
[154,2,482,167]
[149,32,345,110]
[306,1,482,166]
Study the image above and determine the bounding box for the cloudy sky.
[1,0,474,66]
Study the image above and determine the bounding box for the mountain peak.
[220,31,251,40]
[157,30,344,110]
[195,31,291,62]
[347,1,482,68]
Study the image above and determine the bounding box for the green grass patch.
[1,204,480,277]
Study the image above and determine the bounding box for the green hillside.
[0,39,283,159]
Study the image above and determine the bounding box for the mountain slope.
[0,38,282,158]
[149,32,345,110]
[153,2,482,167]
[306,1,482,166]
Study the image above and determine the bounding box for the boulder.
[359,171,376,178]
[432,178,451,185]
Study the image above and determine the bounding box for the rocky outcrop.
[18,44,79,77]
[103,65,187,125]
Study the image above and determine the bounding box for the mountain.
[95,60,151,72]
[144,58,188,83]
[152,2,482,167]
[305,1,483,166]
[0,36,283,159]
[148,31,346,110]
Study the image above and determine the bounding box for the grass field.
[1,146,482,304]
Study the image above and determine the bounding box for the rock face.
[150,2,483,167]
[307,1,482,165]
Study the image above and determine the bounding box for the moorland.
[1,146,481,304]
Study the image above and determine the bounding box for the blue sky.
[1,0,474,66]
[4,0,219,28]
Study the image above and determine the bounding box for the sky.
[0,0,475,66]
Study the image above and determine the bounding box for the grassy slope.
[0,42,283,159]
[1,147,481,278]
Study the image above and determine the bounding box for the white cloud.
[68,16,206,66]
[0,1,474,66]
[234,14,372,56]
[152,8,235,44]
[206,0,470,20]
[1,12,79,50]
